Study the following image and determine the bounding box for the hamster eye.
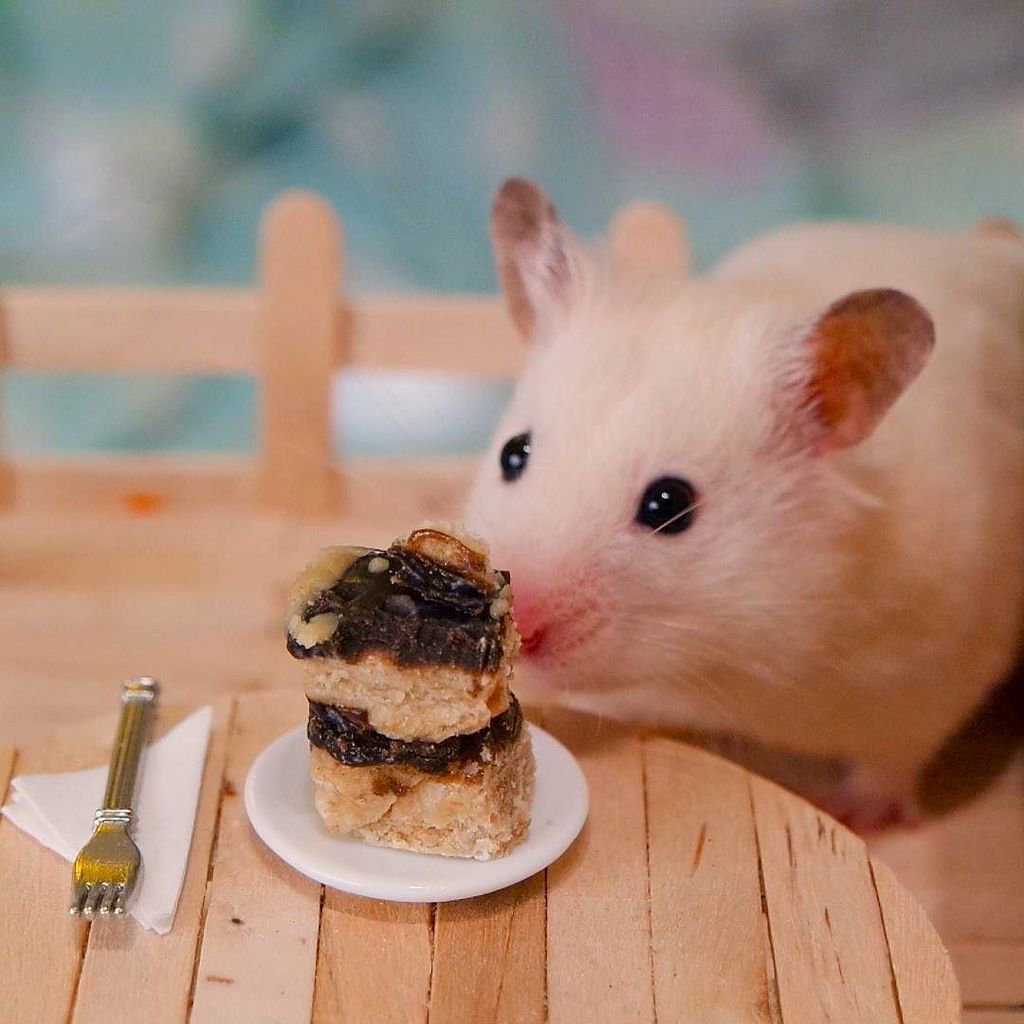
[500,431,531,482]
[636,477,698,534]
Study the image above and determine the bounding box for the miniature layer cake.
[286,526,534,860]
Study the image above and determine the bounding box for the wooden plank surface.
[0,694,968,1024]
[644,737,774,1022]
[544,711,655,1024]
[0,459,473,750]
[751,776,903,1024]
[72,700,232,1024]
[259,191,341,516]
[429,874,546,1024]
[964,1012,1024,1023]
[313,896,433,1023]
[191,692,319,1024]
[871,859,961,1024]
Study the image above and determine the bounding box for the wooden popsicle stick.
[0,288,258,373]
[344,295,520,377]
[610,201,690,280]
[962,1012,1024,1023]
[72,699,231,1024]
[0,287,522,377]
[259,191,341,517]
[0,747,14,801]
[643,737,774,1021]
[750,775,902,1024]
[313,895,433,1023]
[429,873,545,1023]
[870,859,960,1024]
[190,692,319,1024]
[543,709,655,1024]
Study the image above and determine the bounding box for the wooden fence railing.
[0,190,686,517]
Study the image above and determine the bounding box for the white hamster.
[464,178,1024,830]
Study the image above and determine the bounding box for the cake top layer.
[286,526,515,674]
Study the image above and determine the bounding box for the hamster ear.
[800,288,935,454]
[491,178,580,338]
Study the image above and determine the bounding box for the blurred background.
[3,0,1024,459]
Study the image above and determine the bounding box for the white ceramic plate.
[245,723,588,902]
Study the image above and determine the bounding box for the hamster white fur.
[464,178,1024,830]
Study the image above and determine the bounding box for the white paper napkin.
[1,706,212,935]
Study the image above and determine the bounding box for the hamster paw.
[817,778,923,836]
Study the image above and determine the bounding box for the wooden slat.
[429,874,545,1023]
[609,201,690,280]
[0,748,14,801]
[644,737,774,1022]
[0,711,131,1023]
[259,191,341,516]
[751,775,903,1024]
[191,692,318,1022]
[964,1011,1024,1023]
[544,710,655,1024]
[2,452,474,519]
[870,859,960,1024]
[10,455,256,515]
[313,896,432,1023]
[344,296,521,378]
[0,288,522,379]
[0,288,258,373]
[72,700,231,1024]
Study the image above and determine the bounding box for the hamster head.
[465,179,935,726]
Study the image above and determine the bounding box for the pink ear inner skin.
[806,288,935,454]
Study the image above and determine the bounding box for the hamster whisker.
[619,623,801,693]
[622,609,862,685]
[650,498,704,535]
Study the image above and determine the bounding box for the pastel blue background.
[3,1,1024,456]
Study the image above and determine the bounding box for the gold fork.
[69,677,160,918]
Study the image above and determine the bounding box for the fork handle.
[101,677,160,815]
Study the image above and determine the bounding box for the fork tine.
[69,886,90,917]
[111,884,128,916]
[82,883,107,917]
[98,884,120,916]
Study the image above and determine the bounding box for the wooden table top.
[0,691,960,1024]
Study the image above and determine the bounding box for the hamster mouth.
[518,610,605,667]
[520,627,548,656]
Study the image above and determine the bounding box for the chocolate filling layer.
[307,696,523,775]
[288,546,510,673]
